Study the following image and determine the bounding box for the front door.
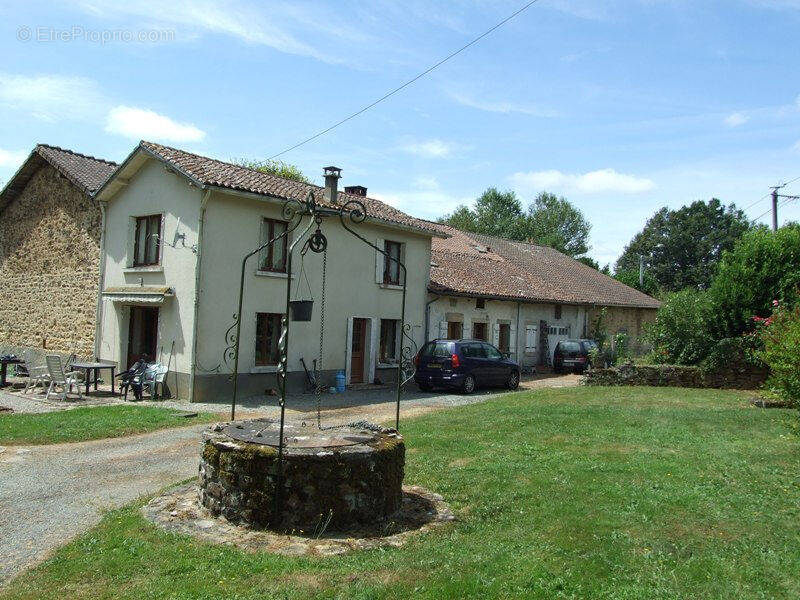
[350,318,368,383]
[127,306,158,367]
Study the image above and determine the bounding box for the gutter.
[188,188,211,402]
[424,293,440,341]
[93,201,107,359]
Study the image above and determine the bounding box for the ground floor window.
[255,313,283,365]
[498,323,510,353]
[473,322,487,341]
[447,321,463,339]
[379,319,398,362]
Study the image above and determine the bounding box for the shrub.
[756,300,800,406]
[644,289,715,365]
[699,336,761,374]
[710,224,800,338]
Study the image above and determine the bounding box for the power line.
[752,196,798,223]
[743,174,800,214]
[265,0,542,161]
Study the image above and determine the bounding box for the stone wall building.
[0,145,117,359]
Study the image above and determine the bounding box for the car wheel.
[462,374,476,394]
[418,382,433,392]
[506,370,520,390]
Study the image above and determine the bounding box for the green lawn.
[2,387,799,599]
[0,405,218,445]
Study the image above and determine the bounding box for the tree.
[233,158,309,183]
[525,192,591,257]
[616,199,751,292]
[439,188,527,239]
[440,189,592,258]
[613,269,660,297]
[709,224,800,338]
[577,256,599,270]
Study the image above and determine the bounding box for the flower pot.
[289,300,313,322]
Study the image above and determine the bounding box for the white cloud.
[0,73,106,121]
[75,0,336,63]
[724,111,749,127]
[105,106,206,143]
[0,148,27,168]
[510,168,655,195]
[413,176,440,190]
[400,139,463,159]
[448,91,559,118]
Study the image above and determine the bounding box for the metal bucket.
[289,300,313,322]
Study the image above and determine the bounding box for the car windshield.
[583,340,598,351]
[560,341,582,353]
[421,341,454,358]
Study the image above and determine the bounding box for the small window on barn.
[133,214,162,266]
[554,304,562,320]
[476,298,485,309]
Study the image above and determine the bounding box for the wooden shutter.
[438,321,448,339]
[525,325,537,352]
[510,324,517,355]
[492,323,500,347]
[375,238,384,283]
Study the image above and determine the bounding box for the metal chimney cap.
[323,166,342,178]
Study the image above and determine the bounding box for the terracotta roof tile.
[138,141,440,236]
[35,144,118,194]
[0,144,117,211]
[429,223,661,309]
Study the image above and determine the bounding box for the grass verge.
[1,386,799,598]
[0,405,217,445]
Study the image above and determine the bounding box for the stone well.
[198,419,405,531]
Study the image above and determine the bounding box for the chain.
[316,247,327,429]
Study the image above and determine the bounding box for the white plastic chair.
[142,363,168,399]
[45,355,82,401]
[21,352,50,394]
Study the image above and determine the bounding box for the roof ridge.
[36,143,118,167]
[140,140,375,201]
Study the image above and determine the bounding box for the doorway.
[127,306,158,367]
[350,317,368,383]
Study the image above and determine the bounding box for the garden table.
[70,361,117,395]
[0,357,22,387]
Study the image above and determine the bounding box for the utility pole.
[770,186,782,232]
[639,254,644,288]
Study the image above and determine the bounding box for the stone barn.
[0,144,117,359]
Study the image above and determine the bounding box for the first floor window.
[133,214,161,266]
[379,319,398,362]
[476,298,486,309]
[473,322,487,341]
[255,313,283,365]
[383,240,402,285]
[554,304,562,320]
[259,218,288,272]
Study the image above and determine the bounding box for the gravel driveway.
[0,374,578,584]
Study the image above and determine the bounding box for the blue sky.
[1,0,800,266]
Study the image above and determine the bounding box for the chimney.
[344,185,367,197]
[323,166,341,204]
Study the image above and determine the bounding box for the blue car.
[414,339,521,393]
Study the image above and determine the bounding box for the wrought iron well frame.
[222,190,415,525]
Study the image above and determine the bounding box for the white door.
[547,325,571,364]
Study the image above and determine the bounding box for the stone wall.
[199,423,405,531]
[0,164,101,358]
[583,363,769,390]
[588,306,658,354]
